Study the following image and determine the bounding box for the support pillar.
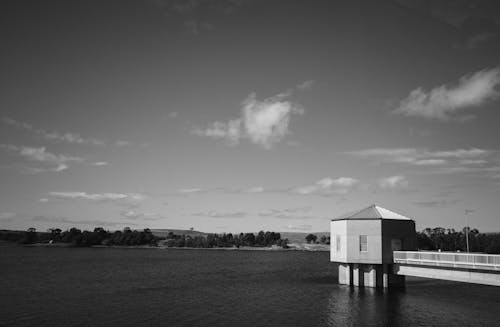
[362,264,377,287]
[383,264,405,288]
[352,264,364,287]
[338,263,353,285]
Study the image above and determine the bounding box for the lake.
[1,244,499,326]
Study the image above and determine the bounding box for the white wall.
[330,219,383,264]
[330,220,347,262]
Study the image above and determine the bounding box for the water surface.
[1,245,498,326]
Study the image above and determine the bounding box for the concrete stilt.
[353,264,364,287]
[383,264,405,288]
[338,263,353,285]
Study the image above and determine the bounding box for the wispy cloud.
[32,215,136,227]
[413,199,461,208]
[291,177,359,196]
[296,80,315,91]
[244,186,265,193]
[393,68,500,121]
[120,211,163,220]
[150,0,249,35]
[177,188,206,195]
[259,206,323,220]
[191,210,247,218]
[193,84,309,149]
[347,147,492,165]
[47,192,146,202]
[1,144,83,173]
[378,175,409,190]
[284,224,313,231]
[347,147,500,177]
[91,161,109,166]
[3,117,106,146]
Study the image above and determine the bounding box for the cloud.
[39,198,49,203]
[115,140,132,146]
[120,211,163,220]
[3,117,105,146]
[193,89,305,149]
[91,161,109,166]
[47,192,146,202]
[31,215,135,227]
[167,111,179,119]
[150,0,249,35]
[393,68,500,121]
[1,144,83,173]
[378,175,409,190]
[284,224,313,231]
[296,80,315,91]
[292,177,359,196]
[413,199,461,208]
[191,210,247,218]
[259,206,322,220]
[244,186,265,193]
[177,188,205,194]
[347,147,494,172]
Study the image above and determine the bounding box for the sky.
[1,0,500,233]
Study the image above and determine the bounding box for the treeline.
[305,234,330,244]
[0,227,160,246]
[0,228,289,249]
[161,231,288,248]
[417,227,500,254]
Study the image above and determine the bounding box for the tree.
[305,234,317,244]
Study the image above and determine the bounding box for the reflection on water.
[326,286,406,327]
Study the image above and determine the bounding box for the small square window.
[359,235,368,252]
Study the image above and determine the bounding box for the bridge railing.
[393,251,500,271]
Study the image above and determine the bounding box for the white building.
[330,204,417,288]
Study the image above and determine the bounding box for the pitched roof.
[333,204,412,221]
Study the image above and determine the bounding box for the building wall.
[381,220,417,263]
[330,219,382,264]
[330,220,347,262]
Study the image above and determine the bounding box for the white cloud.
[296,80,315,91]
[1,144,83,173]
[116,140,132,146]
[347,147,492,168]
[284,224,312,231]
[193,89,305,149]
[394,67,500,121]
[378,175,409,190]
[3,117,105,146]
[177,188,205,194]
[120,211,162,220]
[167,111,179,119]
[92,161,109,166]
[47,192,146,202]
[292,177,359,196]
[244,186,265,193]
[39,198,49,203]
[191,210,247,218]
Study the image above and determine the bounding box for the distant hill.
[279,232,329,244]
[150,229,208,238]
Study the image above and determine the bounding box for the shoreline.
[12,242,329,252]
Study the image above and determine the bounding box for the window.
[359,235,368,252]
[336,235,341,252]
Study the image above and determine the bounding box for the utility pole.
[464,209,474,253]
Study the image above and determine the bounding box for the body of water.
[1,244,499,326]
